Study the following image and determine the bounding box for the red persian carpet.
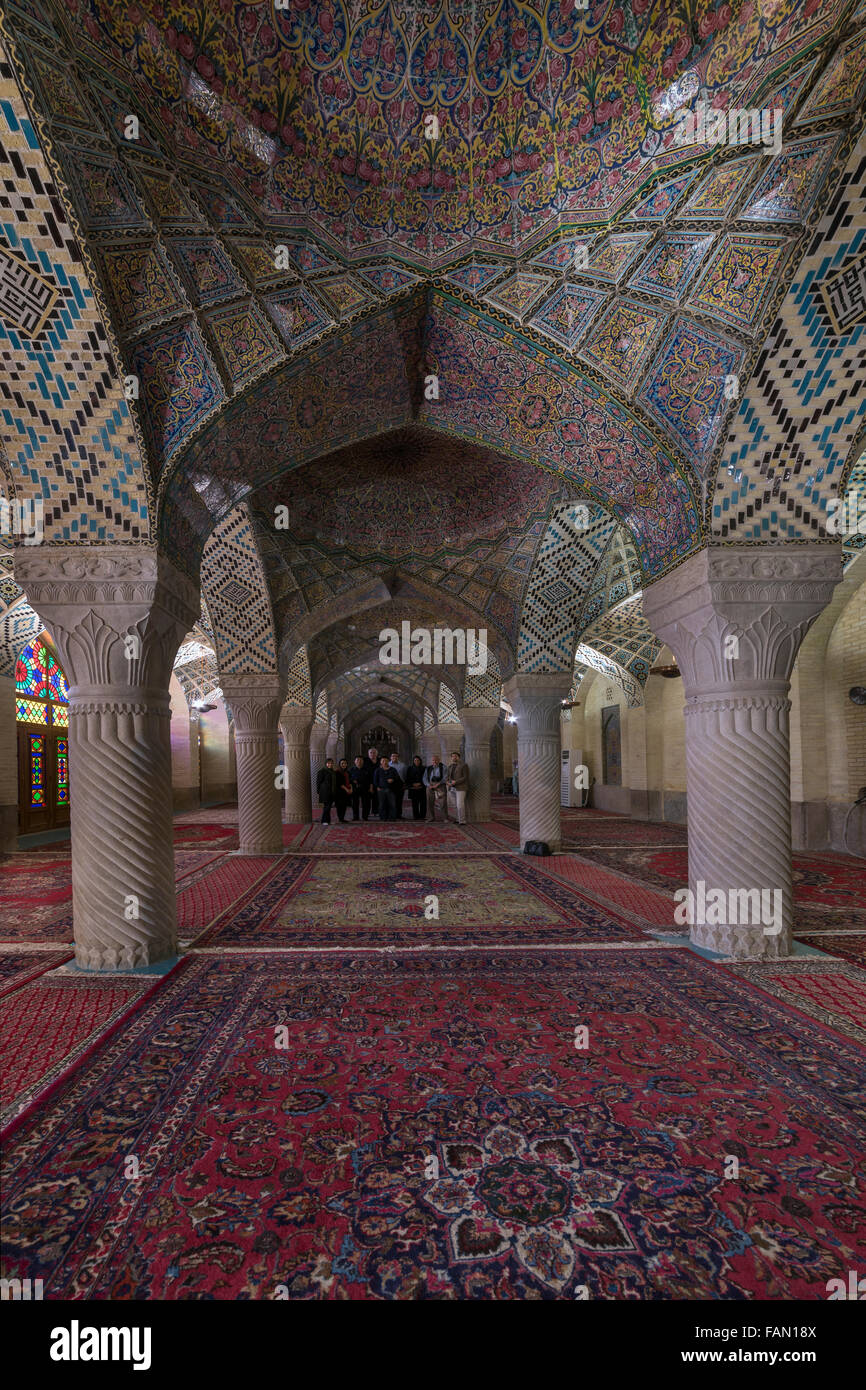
[730,960,866,1045]
[535,854,677,929]
[795,934,866,969]
[2,949,863,1300]
[560,845,866,924]
[0,971,164,1129]
[0,950,74,997]
[178,858,286,940]
[0,856,73,940]
[296,821,490,853]
[194,854,649,948]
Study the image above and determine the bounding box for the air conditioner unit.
[560,749,585,807]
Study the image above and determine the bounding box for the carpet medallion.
[298,821,488,853]
[194,854,647,947]
[2,951,863,1300]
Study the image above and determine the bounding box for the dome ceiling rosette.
[49,0,851,261]
[2,0,862,571]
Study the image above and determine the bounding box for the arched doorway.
[15,633,71,834]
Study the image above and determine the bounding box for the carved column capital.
[643,544,843,696]
[457,707,500,742]
[14,545,198,696]
[280,706,314,743]
[503,673,572,732]
[309,720,330,752]
[221,678,285,735]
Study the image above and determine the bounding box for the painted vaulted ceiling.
[1,1,864,724]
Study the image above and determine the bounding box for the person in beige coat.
[446,750,469,825]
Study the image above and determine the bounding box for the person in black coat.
[348,755,372,820]
[316,758,339,825]
[373,756,393,820]
[366,746,380,816]
[335,759,352,822]
[384,756,405,821]
[405,755,427,820]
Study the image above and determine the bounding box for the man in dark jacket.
[349,755,372,820]
[366,746,380,816]
[316,758,339,826]
[384,756,405,821]
[373,755,393,820]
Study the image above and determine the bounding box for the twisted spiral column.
[458,708,500,822]
[280,707,313,823]
[684,691,794,955]
[13,545,199,970]
[644,544,842,959]
[222,680,285,855]
[503,674,571,852]
[309,721,330,808]
[68,693,177,968]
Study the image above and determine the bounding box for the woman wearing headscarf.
[405,755,427,820]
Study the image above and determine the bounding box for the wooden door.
[17,724,71,834]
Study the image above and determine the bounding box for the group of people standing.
[315,746,469,825]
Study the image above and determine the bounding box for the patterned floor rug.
[297,821,490,854]
[172,823,241,849]
[564,846,866,926]
[2,948,863,1300]
[0,950,74,997]
[178,858,288,941]
[0,856,73,939]
[194,854,648,948]
[0,970,165,1129]
[794,934,866,968]
[729,958,866,1045]
[534,855,677,929]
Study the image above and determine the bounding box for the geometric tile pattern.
[517,503,618,673]
[627,234,714,305]
[580,298,668,395]
[578,592,663,690]
[639,317,746,465]
[284,644,312,708]
[203,300,285,394]
[130,318,225,471]
[528,283,606,351]
[0,37,150,540]
[713,137,866,539]
[688,233,794,335]
[573,643,644,707]
[201,506,278,675]
[740,134,844,227]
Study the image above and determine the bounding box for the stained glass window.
[15,635,69,725]
[56,739,69,804]
[29,735,45,807]
[16,697,48,725]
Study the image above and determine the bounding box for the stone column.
[458,707,500,821]
[221,678,285,854]
[279,706,313,823]
[435,721,463,762]
[15,546,198,969]
[420,732,439,766]
[325,730,338,760]
[503,673,572,852]
[309,720,329,807]
[644,545,841,958]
